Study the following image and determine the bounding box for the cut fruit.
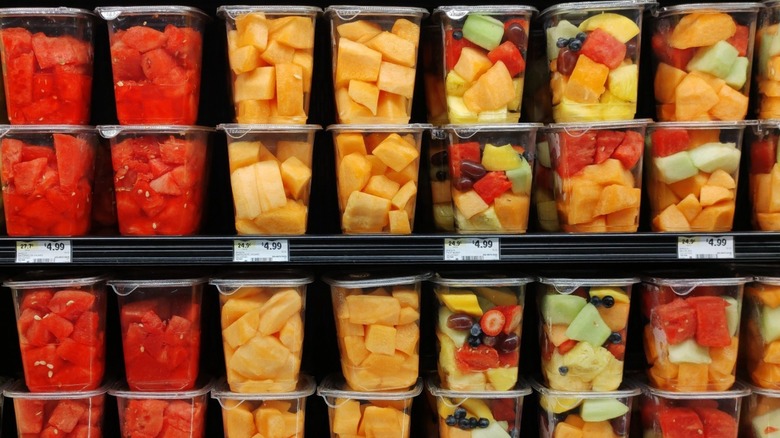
[580,398,629,422]
[565,304,611,347]
[541,294,587,325]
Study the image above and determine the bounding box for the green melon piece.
[506,158,532,195]
[761,305,780,343]
[433,203,455,232]
[545,20,580,60]
[455,205,502,231]
[472,422,511,438]
[565,303,612,346]
[653,151,699,184]
[668,338,711,364]
[688,142,741,174]
[462,14,504,51]
[537,141,552,168]
[724,57,749,90]
[752,409,780,438]
[541,294,587,324]
[580,398,630,422]
[536,200,560,231]
[686,40,739,80]
[723,296,740,337]
[438,307,469,346]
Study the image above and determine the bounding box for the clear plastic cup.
[108,276,205,392]
[646,121,750,232]
[757,1,780,119]
[217,6,321,124]
[524,26,554,124]
[4,380,107,437]
[747,121,780,231]
[640,381,749,437]
[0,71,6,123]
[540,1,654,122]
[0,8,94,125]
[431,273,531,391]
[217,123,320,235]
[532,130,559,231]
[95,6,208,125]
[325,5,428,124]
[422,25,448,126]
[90,138,117,231]
[442,123,541,233]
[5,273,106,392]
[429,129,454,232]
[641,276,747,392]
[110,380,212,438]
[428,377,531,437]
[538,276,638,391]
[434,5,537,124]
[533,380,640,438]
[741,384,780,438]
[745,276,780,389]
[328,124,429,234]
[546,119,649,233]
[323,272,430,391]
[0,125,97,236]
[212,376,315,438]
[317,375,421,438]
[651,3,761,121]
[210,271,313,393]
[97,125,211,236]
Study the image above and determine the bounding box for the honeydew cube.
[237,17,269,51]
[377,62,416,99]
[253,161,288,213]
[225,406,257,437]
[236,99,272,123]
[229,45,261,75]
[687,41,739,80]
[333,399,362,435]
[291,50,313,93]
[280,156,312,201]
[506,159,532,194]
[223,307,261,349]
[335,39,382,85]
[365,324,397,354]
[337,20,382,42]
[275,63,304,117]
[688,142,741,174]
[463,61,515,113]
[391,181,417,211]
[365,31,417,68]
[546,20,580,60]
[725,57,749,90]
[269,16,314,49]
[230,335,290,378]
[364,175,401,200]
[335,133,367,158]
[654,151,699,184]
[462,13,504,51]
[372,134,419,172]
[348,80,379,115]
[337,153,372,205]
[342,191,392,233]
[234,67,276,102]
[388,210,412,234]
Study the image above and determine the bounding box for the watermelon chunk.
[651,33,695,70]
[31,33,92,70]
[692,407,737,438]
[48,290,96,321]
[121,26,168,53]
[15,399,45,434]
[1,27,33,57]
[652,298,696,344]
[54,134,94,190]
[580,28,626,69]
[12,157,48,196]
[686,296,731,347]
[487,41,526,77]
[611,130,643,169]
[652,129,691,158]
[556,131,597,177]
[449,142,482,180]
[124,399,168,436]
[47,399,87,433]
[659,408,704,438]
[472,171,512,204]
[727,25,749,57]
[594,130,626,164]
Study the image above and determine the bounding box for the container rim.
[94,6,210,21]
[96,125,214,139]
[433,5,538,20]
[427,377,532,398]
[642,380,750,398]
[753,276,780,285]
[323,272,432,288]
[441,123,545,132]
[546,119,653,132]
[216,5,322,19]
[324,5,429,20]
[210,271,314,291]
[538,277,640,287]
[747,382,780,397]
[431,273,535,287]
[0,7,96,17]
[531,378,641,398]
[4,380,109,399]
[317,375,423,401]
[0,125,97,137]
[648,120,758,130]
[108,276,208,296]
[217,124,322,139]
[657,3,763,16]
[326,123,432,133]
[643,276,751,287]
[4,273,107,289]
[539,0,657,20]
[109,379,214,398]
[211,375,315,404]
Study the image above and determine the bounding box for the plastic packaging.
[745,276,780,389]
[746,121,780,231]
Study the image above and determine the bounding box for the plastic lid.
[94,6,210,21]
[434,5,538,20]
[108,276,208,296]
[643,276,750,287]
[217,124,321,140]
[109,379,213,399]
[540,0,656,20]
[753,276,780,286]
[431,272,534,287]
[323,271,431,288]
[4,272,106,289]
[649,120,757,130]
[211,375,315,406]
[538,276,639,295]
[4,380,108,399]
[546,119,653,133]
[217,5,322,19]
[210,270,314,293]
[657,3,762,17]
[428,377,532,398]
[642,380,750,399]
[326,123,432,133]
[531,379,640,398]
[441,123,544,136]
[747,383,780,398]
[0,125,96,136]
[0,7,95,17]
[324,5,429,20]
[317,375,423,403]
[97,125,213,139]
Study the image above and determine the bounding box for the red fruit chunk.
[21,289,54,312]
[54,134,94,191]
[611,130,643,169]
[580,28,626,69]
[455,345,500,372]
[48,400,87,433]
[31,33,92,70]
[6,51,34,108]
[594,130,626,164]
[110,42,145,81]
[41,313,74,340]
[693,407,737,438]
[48,290,96,321]
[487,41,525,77]
[607,342,625,361]
[2,138,23,181]
[163,25,202,70]
[558,339,577,355]
[556,131,597,177]
[445,28,480,71]
[490,398,517,422]
[751,138,777,174]
[480,309,506,337]
[141,48,180,83]
[498,350,519,367]
[449,142,481,180]
[165,400,200,432]
[11,156,46,196]
[658,408,704,438]
[652,129,691,158]
[56,337,96,368]
[121,26,168,53]
[124,399,168,437]
[687,296,732,347]
[651,33,695,70]
[494,305,522,334]
[473,171,512,204]
[652,298,696,345]
[2,27,33,57]
[727,25,750,57]
[15,399,45,434]
[25,319,54,347]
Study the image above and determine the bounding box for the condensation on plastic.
[4,272,106,290]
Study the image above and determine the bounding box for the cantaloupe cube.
[690,202,735,231]
[275,63,304,117]
[565,55,609,104]
[230,335,290,378]
[335,39,382,85]
[333,399,362,435]
[385,162,418,185]
[709,84,749,120]
[653,204,691,231]
[563,216,607,232]
[606,206,639,231]
[675,74,720,120]
[391,18,420,46]
[336,86,374,122]
[376,91,409,122]
[346,295,401,325]
[688,71,726,94]
[371,134,420,172]
[655,63,687,104]
[708,169,736,189]
[229,45,261,75]
[463,61,515,113]
[365,31,417,68]
[348,80,380,115]
[282,411,304,437]
[567,182,602,224]
[594,185,641,216]
[453,189,489,219]
[770,163,780,212]
[231,166,262,219]
[658,103,676,121]
[710,337,738,374]
[652,181,681,211]
[337,20,382,42]
[565,414,586,428]
[494,192,529,232]
[335,133,367,158]
[699,185,734,206]
[276,140,312,168]
[343,335,369,365]
[668,12,736,49]
[392,288,418,309]
[669,172,709,199]
[338,153,372,205]
[676,363,709,391]
[367,155,388,176]
[650,358,679,380]
[454,46,493,82]
[395,323,419,356]
[677,193,703,223]
[236,99,273,123]
[342,191,392,233]
[253,200,307,234]
[347,367,381,390]
[397,306,420,325]
[225,405,257,437]
[291,50,313,93]
[760,78,780,97]
[268,16,314,49]
[365,324,397,355]
[221,294,267,328]
[362,406,401,437]
[252,160,287,213]
[388,210,412,234]
[391,181,417,211]
[223,307,261,348]
[280,156,311,201]
[377,61,416,99]
[364,175,401,200]
[644,324,659,364]
[338,318,364,337]
[688,129,721,148]
[582,421,614,436]
[261,39,295,66]
[237,16,269,51]
[279,313,303,353]
[255,407,285,438]
[227,29,240,53]
[234,66,276,102]
[258,289,302,335]
[554,422,584,438]
[757,212,780,230]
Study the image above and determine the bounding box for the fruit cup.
[651,3,760,121]
[5,273,106,392]
[328,124,428,234]
[741,384,780,438]
[546,120,649,233]
[748,121,780,231]
[745,276,780,389]
[443,123,541,233]
[646,121,750,232]
[212,375,315,438]
[211,271,313,393]
[0,8,94,125]
[533,380,640,438]
[98,125,211,236]
[429,129,454,232]
[325,5,428,124]
[317,374,421,438]
[428,376,531,437]
[641,276,747,392]
[91,139,117,231]
[422,25,448,126]
[434,5,536,124]
[0,125,97,236]
[324,271,430,391]
[217,6,321,124]
[640,381,749,437]
[532,131,560,232]
[218,123,319,235]
[538,276,638,391]
[540,1,653,123]
[757,1,780,119]
[95,6,208,125]
[432,273,531,391]
[109,276,205,391]
[4,380,107,437]
[110,380,212,438]
[0,70,6,123]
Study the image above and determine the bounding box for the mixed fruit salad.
[745,278,780,389]
[742,387,780,438]
[10,389,105,438]
[748,124,780,231]
[756,6,780,119]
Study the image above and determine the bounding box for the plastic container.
[537,275,639,391]
[325,5,428,124]
[0,7,94,125]
[110,380,212,438]
[4,380,107,437]
[429,129,454,232]
[421,25,448,126]
[745,276,780,389]
[523,25,553,124]
[533,380,640,438]
[431,273,531,391]
[210,271,313,393]
[217,6,321,124]
[532,130,559,231]
[641,275,748,392]
[646,121,751,232]
[328,124,429,234]
[640,381,749,437]
[217,123,320,235]
[95,6,208,125]
[434,5,537,124]
[0,71,6,124]
[0,125,98,236]
[546,119,649,232]
[757,1,780,119]
[108,275,205,391]
[5,273,106,392]
[741,384,780,438]
[540,1,654,122]
[97,125,211,236]
[442,123,541,234]
[747,121,780,231]
[212,375,315,438]
[323,271,430,391]
[429,377,531,437]
[317,375,421,438]
[90,139,117,231]
[650,3,761,121]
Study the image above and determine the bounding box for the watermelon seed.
[33,315,41,321]
[66,300,75,306]
[140,346,145,352]
[47,371,53,378]
[46,363,53,370]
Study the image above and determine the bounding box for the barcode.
[461,256,486,260]
[696,254,716,259]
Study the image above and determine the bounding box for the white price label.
[444,237,500,261]
[677,236,734,259]
[16,240,72,263]
[233,239,289,262]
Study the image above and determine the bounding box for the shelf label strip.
[677,235,734,259]
[444,237,500,261]
[234,239,289,262]
[16,240,72,263]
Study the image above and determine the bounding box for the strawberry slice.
[480,309,506,337]
[494,305,523,334]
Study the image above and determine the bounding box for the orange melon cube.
[229,45,261,75]
[463,61,516,113]
[453,189,489,219]
[757,212,780,230]
[752,361,780,386]
[582,421,615,437]
[261,39,294,65]
[279,313,303,353]
[365,324,397,355]
[677,193,703,223]
[291,50,313,93]
[565,55,609,104]
[669,173,709,199]
[594,185,641,216]
[392,18,420,46]
[268,16,314,50]
[651,181,682,210]
[668,12,736,50]
[563,216,607,232]
[658,103,677,121]
[337,20,382,42]
[688,129,721,148]
[709,85,749,121]
[699,185,734,206]
[582,159,630,187]
[253,200,308,235]
[708,369,735,391]
[650,358,679,381]
[385,162,419,186]
[494,192,530,232]
[234,66,276,102]
[392,287,418,309]
[367,155,388,176]
[655,63,687,104]
[676,363,709,391]
[688,71,725,94]
[342,191,391,233]
[395,323,419,356]
[342,335,369,365]
[257,289,303,335]
[752,284,780,308]
[346,295,401,326]
[333,399,362,435]
[768,56,780,82]
[690,202,735,231]
[567,182,602,224]
[388,210,412,234]
[254,407,285,437]
[280,156,311,201]
[364,175,400,200]
[237,15,269,51]
[453,47,492,83]
[644,325,659,364]
[372,134,419,172]
[770,164,780,212]
[675,74,720,120]
[337,152,372,205]
[336,86,374,122]
[391,181,417,211]
[565,415,586,428]
[606,206,639,231]
[348,80,380,115]
[276,141,312,168]
[377,61,416,99]
[225,405,257,437]
[710,337,739,375]
[337,318,364,337]
[761,96,780,119]
[598,302,630,332]
[236,99,272,123]
[707,169,736,189]
[251,160,287,213]
[362,406,402,436]
[376,91,409,122]
[365,31,417,68]
[335,133,367,158]
[275,63,304,117]
[760,79,780,97]
[335,39,382,85]
[554,422,584,438]
[653,204,691,231]
[765,341,780,364]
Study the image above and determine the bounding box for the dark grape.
[454,407,467,419]
[459,418,470,429]
[609,332,622,344]
[468,335,482,347]
[460,160,486,180]
[452,176,474,191]
[478,418,490,428]
[446,416,457,426]
[470,322,483,337]
[625,39,638,59]
[590,296,601,307]
[559,366,569,375]
[556,37,569,48]
[453,30,463,40]
[505,22,527,47]
[602,295,615,308]
[447,313,474,330]
[498,333,520,353]
[556,48,579,76]
[431,150,449,166]
[569,39,582,51]
[435,170,448,182]
[482,335,497,347]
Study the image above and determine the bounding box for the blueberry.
[590,296,601,307]
[459,418,470,429]
[470,323,482,337]
[569,39,583,51]
[435,170,448,182]
[478,418,490,428]
[559,366,569,375]
[445,415,457,426]
[453,30,463,40]
[469,417,478,428]
[602,295,615,308]
[468,335,482,348]
[430,150,448,166]
[609,332,622,344]
[454,407,467,419]
[556,37,569,48]
[576,32,587,41]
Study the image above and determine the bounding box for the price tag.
[233,239,289,262]
[677,235,734,259]
[444,237,500,261]
[16,240,72,263]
